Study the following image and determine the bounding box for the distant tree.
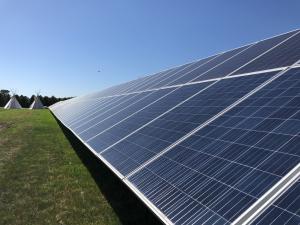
[1,90,10,95]
[0,89,11,107]
[17,95,30,108]
[50,96,56,105]
[38,95,73,107]
[42,96,50,106]
[29,95,35,106]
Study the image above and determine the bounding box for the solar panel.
[128,67,300,224]
[160,45,251,86]
[69,92,153,129]
[140,55,218,91]
[252,181,300,224]
[101,72,274,176]
[128,65,194,93]
[233,31,300,75]
[193,30,299,81]
[72,88,177,133]
[84,82,212,147]
[50,29,300,225]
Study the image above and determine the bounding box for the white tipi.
[4,95,22,109]
[30,95,44,109]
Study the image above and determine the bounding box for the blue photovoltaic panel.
[120,63,199,95]
[124,67,182,93]
[146,55,218,90]
[63,96,131,123]
[69,91,154,131]
[93,67,184,98]
[72,88,175,135]
[80,80,134,99]
[85,82,212,150]
[129,67,300,224]
[128,30,299,93]
[233,31,300,75]
[252,181,300,225]
[82,56,216,97]
[167,45,251,86]
[60,96,126,125]
[130,63,195,92]
[192,30,298,81]
[65,95,140,127]
[101,72,274,176]
[52,98,109,122]
[82,68,174,99]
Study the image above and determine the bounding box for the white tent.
[30,95,44,109]
[4,95,22,109]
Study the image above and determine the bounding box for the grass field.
[0,109,161,225]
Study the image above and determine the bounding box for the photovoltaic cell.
[66,95,139,127]
[86,82,212,151]
[192,30,298,81]
[131,63,196,92]
[146,55,218,90]
[82,68,175,98]
[129,68,300,224]
[61,96,128,125]
[102,72,274,176]
[81,79,135,98]
[252,181,300,225]
[73,88,175,136]
[125,67,183,93]
[70,92,154,131]
[233,31,300,75]
[167,45,251,86]
[53,97,112,122]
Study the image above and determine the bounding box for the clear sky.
[1,0,300,97]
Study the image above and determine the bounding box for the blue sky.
[1,0,300,97]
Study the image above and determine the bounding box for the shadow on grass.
[55,118,163,225]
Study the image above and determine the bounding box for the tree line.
[0,90,73,108]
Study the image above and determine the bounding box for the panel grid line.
[133,96,300,223]
[86,80,218,144]
[125,66,294,180]
[126,64,300,224]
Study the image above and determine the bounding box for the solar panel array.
[50,29,300,225]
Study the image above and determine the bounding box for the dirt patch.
[0,124,6,132]
[0,123,12,132]
[0,145,21,175]
[0,123,5,131]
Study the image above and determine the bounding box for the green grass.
[0,109,161,225]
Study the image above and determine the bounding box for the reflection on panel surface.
[129,68,300,224]
[252,181,300,225]
[102,72,274,176]
[87,82,212,152]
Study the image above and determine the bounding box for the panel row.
[128,67,300,224]
[99,72,275,176]
[49,30,300,225]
